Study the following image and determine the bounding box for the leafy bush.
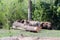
[0,0,60,30]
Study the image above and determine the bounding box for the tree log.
[12,21,41,32]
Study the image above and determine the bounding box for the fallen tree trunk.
[12,22,41,32]
[17,26,41,32]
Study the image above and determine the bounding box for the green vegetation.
[0,29,60,37]
[0,0,60,29]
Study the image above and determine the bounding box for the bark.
[28,0,32,20]
[12,21,41,32]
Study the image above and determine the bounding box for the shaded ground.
[0,29,60,38]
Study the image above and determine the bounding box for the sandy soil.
[0,36,60,40]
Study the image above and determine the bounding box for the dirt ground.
[0,36,60,40]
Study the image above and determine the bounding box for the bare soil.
[0,36,60,40]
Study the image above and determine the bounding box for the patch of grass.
[0,29,60,37]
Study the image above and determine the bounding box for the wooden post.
[28,0,32,21]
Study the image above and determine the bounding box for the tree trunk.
[28,0,32,21]
[12,22,41,32]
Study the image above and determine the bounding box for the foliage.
[0,0,28,29]
[0,0,60,29]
